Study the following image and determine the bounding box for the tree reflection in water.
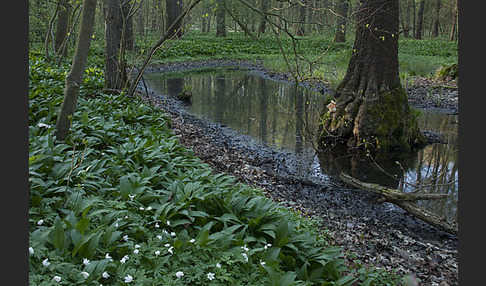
[143,68,458,224]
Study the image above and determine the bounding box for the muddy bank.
[135,60,458,285]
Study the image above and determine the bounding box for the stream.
[143,66,458,226]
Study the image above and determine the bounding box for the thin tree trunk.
[412,0,416,38]
[136,1,145,36]
[415,0,425,39]
[166,0,183,39]
[449,0,458,41]
[55,0,98,141]
[103,0,124,90]
[128,0,203,97]
[224,5,256,40]
[122,1,134,50]
[44,2,60,60]
[257,0,269,35]
[216,0,226,37]
[296,0,307,36]
[333,0,349,42]
[55,0,71,56]
[403,0,411,37]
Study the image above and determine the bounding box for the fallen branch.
[339,172,457,235]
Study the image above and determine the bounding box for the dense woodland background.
[29,0,459,56]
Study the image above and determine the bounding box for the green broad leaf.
[50,217,65,252]
[196,221,215,246]
[335,275,358,286]
[170,219,191,227]
[75,217,90,235]
[72,232,97,257]
[279,272,297,286]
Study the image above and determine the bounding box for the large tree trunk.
[166,0,183,39]
[319,0,425,153]
[432,0,441,37]
[54,0,71,56]
[215,0,226,37]
[103,0,124,90]
[415,0,425,39]
[333,0,349,42]
[55,0,97,141]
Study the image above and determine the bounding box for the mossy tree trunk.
[54,0,97,141]
[318,0,425,153]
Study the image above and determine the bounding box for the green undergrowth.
[29,53,405,285]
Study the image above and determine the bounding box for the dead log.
[339,172,457,235]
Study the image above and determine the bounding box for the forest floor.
[136,60,459,286]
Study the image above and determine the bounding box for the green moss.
[365,87,424,152]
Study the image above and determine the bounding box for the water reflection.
[143,68,458,224]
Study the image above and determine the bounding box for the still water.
[144,67,458,224]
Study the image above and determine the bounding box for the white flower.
[128,194,135,201]
[105,253,113,261]
[115,222,119,228]
[175,271,184,278]
[83,258,90,265]
[120,255,129,264]
[189,239,195,243]
[123,235,129,242]
[102,271,110,279]
[37,123,51,128]
[124,215,129,219]
[157,235,163,240]
[264,243,272,250]
[164,243,171,248]
[124,274,133,283]
[146,206,152,211]
[139,207,145,211]
[167,220,171,226]
[135,244,141,249]
[133,249,139,254]
[162,229,169,235]
[37,219,44,226]
[155,223,160,228]
[170,232,176,237]
[168,247,174,255]
[241,253,248,262]
[81,271,90,279]
[42,258,50,267]
[241,245,249,252]
[207,272,215,280]
[52,275,62,282]
[260,260,266,266]
[155,250,160,256]
[216,263,221,268]
[29,247,34,255]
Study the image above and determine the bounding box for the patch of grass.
[29,53,402,285]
